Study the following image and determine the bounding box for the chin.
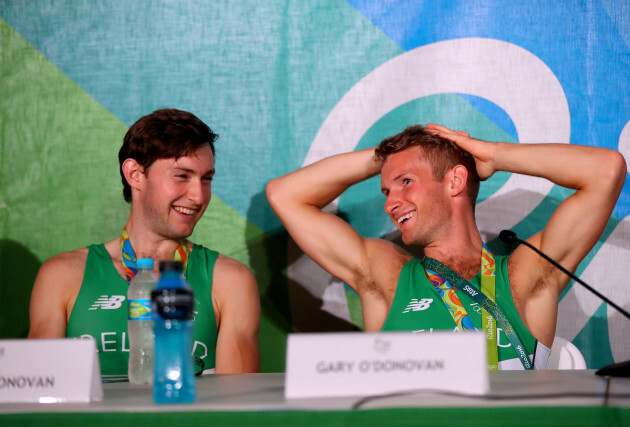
[167,227,194,240]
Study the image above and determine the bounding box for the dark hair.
[118,109,218,203]
[375,125,480,208]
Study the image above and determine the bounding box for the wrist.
[367,147,384,176]
[486,141,509,173]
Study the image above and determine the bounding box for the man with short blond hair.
[267,123,625,370]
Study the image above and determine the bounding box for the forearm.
[266,147,382,287]
[267,147,382,210]
[496,141,625,272]
[491,142,626,192]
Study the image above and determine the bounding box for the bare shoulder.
[29,247,89,338]
[365,237,413,270]
[212,255,258,301]
[34,247,89,304]
[214,255,256,284]
[211,255,259,324]
[363,237,413,299]
[38,247,89,284]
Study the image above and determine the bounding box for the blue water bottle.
[151,260,196,404]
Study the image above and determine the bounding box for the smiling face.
[138,145,215,240]
[380,146,452,246]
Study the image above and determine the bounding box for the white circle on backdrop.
[304,37,570,233]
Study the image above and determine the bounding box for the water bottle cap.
[137,258,154,269]
[159,260,184,273]
[151,288,194,320]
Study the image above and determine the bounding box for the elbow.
[265,178,283,211]
[607,150,627,193]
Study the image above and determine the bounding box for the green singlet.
[66,243,219,376]
[381,255,550,369]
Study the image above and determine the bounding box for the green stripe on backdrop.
[1,16,126,337]
[0,17,128,259]
[0,18,289,370]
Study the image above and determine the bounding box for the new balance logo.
[402,298,433,313]
[89,295,126,310]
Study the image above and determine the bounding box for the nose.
[384,193,400,215]
[187,179,207,205]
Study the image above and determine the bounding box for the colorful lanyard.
[120,227,189,283]
[423,245,532,371]
[480,246,498,371]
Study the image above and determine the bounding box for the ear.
[121,159,145,193]
[449,165,469,197]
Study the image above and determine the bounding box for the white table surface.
[1,369,630,414]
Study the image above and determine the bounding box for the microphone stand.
[499,230,630,377]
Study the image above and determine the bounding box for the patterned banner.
[1,0,628,371]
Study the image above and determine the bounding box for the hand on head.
[424,123,497,181]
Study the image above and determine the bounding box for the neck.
[423,216,483,280]
[124,219,186,261]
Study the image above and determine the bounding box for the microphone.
[499,229,630,376]
[498,229,519,244]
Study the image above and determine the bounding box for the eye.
[403,178,412,185]
[173,173,190,182]
[202,176,213,183]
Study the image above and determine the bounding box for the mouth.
[173,206,198,216]
[396,211,415,224]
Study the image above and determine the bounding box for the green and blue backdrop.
[1,0,629,372]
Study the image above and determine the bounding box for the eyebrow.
[173,167,216,176]
[392,172,407,182]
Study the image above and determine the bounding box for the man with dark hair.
[29,109,260,375]
[267,123,625,370]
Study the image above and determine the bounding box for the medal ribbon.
[423,245,531,370]
[120,227,189,283]
[424,268,476,331]
[480,245,498,371]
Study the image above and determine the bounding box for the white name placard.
[0,338,103,403]
[285,332,488,399]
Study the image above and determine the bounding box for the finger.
[425,124,469,140]
[425,123,452,133]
